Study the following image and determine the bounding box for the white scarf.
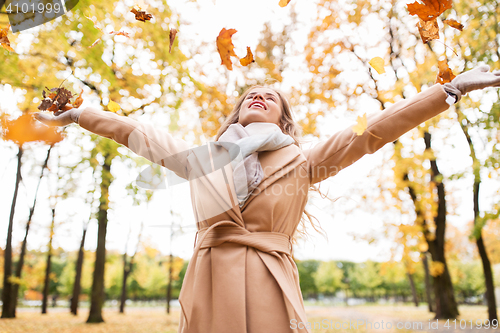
[215,122,295,206]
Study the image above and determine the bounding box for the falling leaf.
[0,25,14,52]
[131,8,153,22]
[108,100,121,113]
[110,31,130,37]
[416,18,439,44]
[279,0,291,7]
[239,47,255,66]
[407,0,452,21]
[216,28,238,70]
[73,89,84,108]
[1,113,64,146]
[443,19,464,31]
[435,59,456,84]
[169,28,177,53]
[369,57,385,74]
[352,114,368,136]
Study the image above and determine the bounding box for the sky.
[1,0,499,263]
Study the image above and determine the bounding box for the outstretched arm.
[304,65,500,184]
[35,107,191,179]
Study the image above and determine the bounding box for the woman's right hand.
[34,107,83,127]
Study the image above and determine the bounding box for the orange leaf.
[279,0,291,7]
[0,25,14,52]
[110,31,130,37]
[216,28,238,70]
[239,47,255,66]
[416,19,439,43]
[131,8,153,22]
[169,28,177,53]
[407,0,452,21]
[443,19,464,31]
[73,89,84,108]
[1,113,64,146]
[435,59,456,84]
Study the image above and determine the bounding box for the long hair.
[216,85,327,244]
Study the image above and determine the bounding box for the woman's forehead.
[247,87,279,97]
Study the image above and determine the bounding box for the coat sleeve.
[78,107,190,179]
[303,83,450,184]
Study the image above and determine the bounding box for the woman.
[35,65,500,333]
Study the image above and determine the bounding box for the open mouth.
[249,101,267,110]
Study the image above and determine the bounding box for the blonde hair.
[216,85,327,244]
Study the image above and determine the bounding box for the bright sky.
[1,0,498,264]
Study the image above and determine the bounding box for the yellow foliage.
[429,260,445,276]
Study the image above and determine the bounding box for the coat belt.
[178,220,296,331]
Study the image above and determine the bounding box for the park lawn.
[0,307,180,333]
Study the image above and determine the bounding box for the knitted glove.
[34,108,83,126]
[443,65,500,102]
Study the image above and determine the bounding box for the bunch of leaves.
[0,112,64,146]
[216,28,255,70]
[0,24,14,52]
[37,87,84,113]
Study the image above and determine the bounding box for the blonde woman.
[36,65,500,333]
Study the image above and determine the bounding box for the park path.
[305,305,500,333]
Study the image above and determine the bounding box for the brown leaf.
[0,25,14,52]
[131,8,153,22]
[1,113,64,146]
[239,47,255,66]
[38,87,74,113]
[435,59,456,84]
[110,31,130,37]
[407,0,452,21]
[169,28,178,53]
[216,28,238,70]
[416,18,439,43]
[443,19,464,31]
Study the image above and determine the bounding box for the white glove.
[34,108,83,127]
[443,65,500,102]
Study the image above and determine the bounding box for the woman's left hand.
[444,65,500,102]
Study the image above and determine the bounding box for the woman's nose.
[252,93,265,101]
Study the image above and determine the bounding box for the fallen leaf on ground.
[435,59,456,84]
[407,0,452,21]
[131,8,153,22]
[0,25,14,52]
[416,18,439,43]
[169,28,177,53]
[216,28,238,70]
[443,19,464,31]
[369,57,385,74]
[240,47,255,66]
[279,0,291,7]
[108,100,121,112]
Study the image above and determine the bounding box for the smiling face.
[238,87,282,127]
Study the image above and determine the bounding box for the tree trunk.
[472,181,498,321]
[119,252,129,314]
[11,146,52,317]
[166,253,173,314]
[422,253,434,313]
[42,208,56,314]
[407,271,419,307]
[71,227,87,315]
[2,147,23,319]
[87,153,112,323]
[423,132,459,319]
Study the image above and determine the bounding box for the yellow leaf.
[352,114,367,136]
[279,0,291,7]
[239,47,255,66]
[369,57,385,74]
[108,100,121,113]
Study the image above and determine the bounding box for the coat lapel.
[240,144,304,210]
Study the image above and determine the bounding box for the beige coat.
[78,84,450,333]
